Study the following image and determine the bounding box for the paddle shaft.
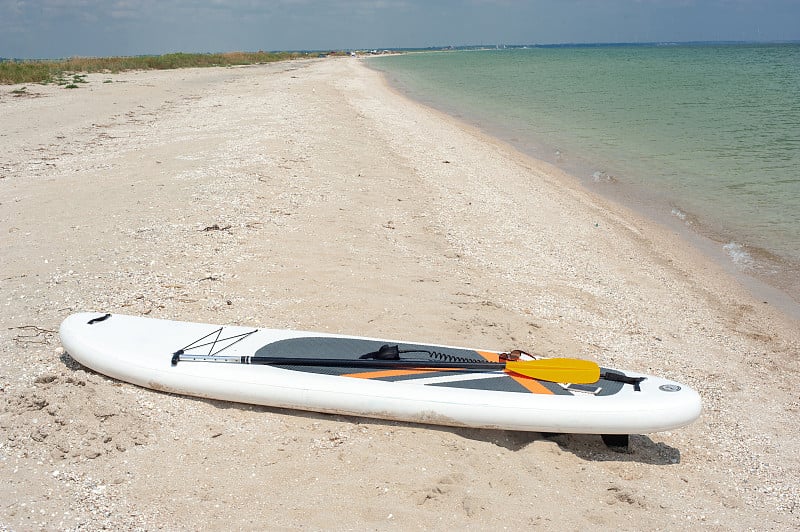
[171,352,605,384]
[173,353,505,371]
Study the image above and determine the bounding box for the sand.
[1,57,799,530]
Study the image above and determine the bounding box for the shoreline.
[366,52,800,322]
[2,58,799,529]
[368,56,800,326]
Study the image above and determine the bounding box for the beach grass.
[0,51,306,85]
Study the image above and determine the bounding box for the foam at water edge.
[671,208,687,221]
[723,242,754,270]
[591,170,616,183]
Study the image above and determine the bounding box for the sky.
[2,0,799,59]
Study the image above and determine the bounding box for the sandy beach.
[2,57,799,529]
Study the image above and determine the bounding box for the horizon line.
[3,39,799,62]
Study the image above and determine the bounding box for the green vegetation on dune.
[0,51,307,85]
[0,61,52,84]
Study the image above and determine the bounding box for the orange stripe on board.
[506,371,555,395]
[344,365,555,394]
[343,368,457,379]
[476,350,501,363]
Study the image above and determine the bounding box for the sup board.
[59,312,701,436]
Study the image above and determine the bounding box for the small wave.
[723,242,754,269]
[671,208,687,221]
[591,170,616,183]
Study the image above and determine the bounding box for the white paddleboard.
[59,312,701,435]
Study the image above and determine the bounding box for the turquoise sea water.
[368,44,800,307]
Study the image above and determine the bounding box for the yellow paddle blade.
[504,358,601,384]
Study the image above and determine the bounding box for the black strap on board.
[358,344,487,364]
[87,313,112,325]
[600,371,646,391]
[359,344,401,360]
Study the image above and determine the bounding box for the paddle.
[171,353,601,384]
